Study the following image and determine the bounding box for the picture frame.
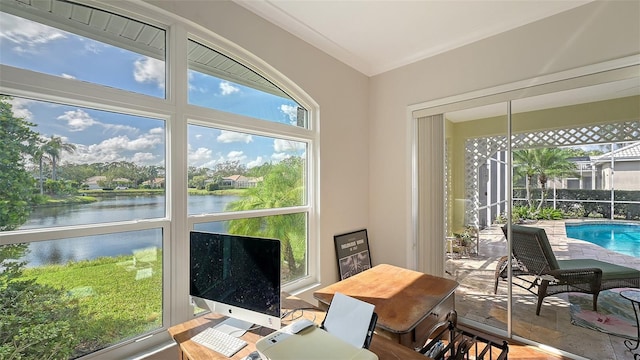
[333,229,372,280]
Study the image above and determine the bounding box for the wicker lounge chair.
[494,224,640,315]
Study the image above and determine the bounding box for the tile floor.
[445,220,640,360]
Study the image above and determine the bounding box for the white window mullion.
[168,24,191,326]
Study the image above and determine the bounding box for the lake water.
[17,194,239,267]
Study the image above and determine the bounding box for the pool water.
[565,222,640,258]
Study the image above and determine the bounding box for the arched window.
[0,1,317,358]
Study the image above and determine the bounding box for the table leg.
[624,299,640,355]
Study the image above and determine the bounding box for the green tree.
[43,135,77,182]
[33,143,48,195]
[188,166,208,188]
[513,149,538,210]
[138,165,161,188]
[0,97,39,231]
[513,148,578,214]
[57,163,95,185]
[226,157,305,277]
[214,160,246,177]
[191,175,209,190]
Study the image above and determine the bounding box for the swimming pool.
[565,221,640,258]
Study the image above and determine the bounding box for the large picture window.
[0,1,166,98]
[1,96,166,230]
[0,229,163,358]
[0,0,317,359]
[188,40,307,128]
[187,125,307,213]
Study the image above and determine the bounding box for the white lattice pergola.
[463,121,640,228]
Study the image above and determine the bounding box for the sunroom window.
[0,0,166,98]
[1,96,166,230]
[188,40,308,128]
[0,0,317,359]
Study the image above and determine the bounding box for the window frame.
[0,1,319,358]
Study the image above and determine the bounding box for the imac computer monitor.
[189,231,282,331]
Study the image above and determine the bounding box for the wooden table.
[313,263,458,349]
[168,295,427,360]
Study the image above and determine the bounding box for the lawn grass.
[21,254,163,356]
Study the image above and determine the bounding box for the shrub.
[537,207,563,220]
[513,206,532,221]
[563,203,585,218]
[494,212,507,224]
[205,182,219,191]
[0,245,83,360]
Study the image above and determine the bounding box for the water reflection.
[21,195,166,229]
[19,194,239,266]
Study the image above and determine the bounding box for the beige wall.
[145,0,370,301]
[143,0,640,289]
[369,1,640,271]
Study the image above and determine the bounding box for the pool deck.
[446,219,640,360]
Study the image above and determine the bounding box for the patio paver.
[446,219,640,360]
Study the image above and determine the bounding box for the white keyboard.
[192,326,248,357]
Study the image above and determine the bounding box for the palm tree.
[513,147,578,213]
[225,157,305,277]
[43,136,76,181]
[532,148,579,211]
[33,145,46,195]
[513,149,538,209]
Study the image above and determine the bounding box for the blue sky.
[0,12,305,170]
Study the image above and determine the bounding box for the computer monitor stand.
[213,317,253,336]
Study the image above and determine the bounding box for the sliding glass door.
[509,80,640,359]
[415,61,639,359]
[442,103,509,335]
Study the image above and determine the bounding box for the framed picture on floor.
[334,229,372,280]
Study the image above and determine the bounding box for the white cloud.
[247,156,265,169]
[187,70,207,93]
[217,130,252,143]
[57,109,98,131]
[125,132,164,150]
[56,109,139,134]
[82,42,102,55]
[95,133,160,152]
[131,152,156,163]
[219,81,240,95]
[61,73,76,79]
[188,146,213,165]
[133,56,165,89]
[280,104,299,125]
[103,123,139,133]
[0,13,66,54]
[6,97,34,120]
[65,129,164,165]
[274,139,305,152]
[149,127,164,135]
[271,152,291,162]
[227,150,246,162]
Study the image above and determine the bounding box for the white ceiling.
[233,0,593,76]
[234,0,639,122]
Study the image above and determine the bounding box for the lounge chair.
[494,224,640,315]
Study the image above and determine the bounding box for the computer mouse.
[290,318,316,334]
[242,351,263,360]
